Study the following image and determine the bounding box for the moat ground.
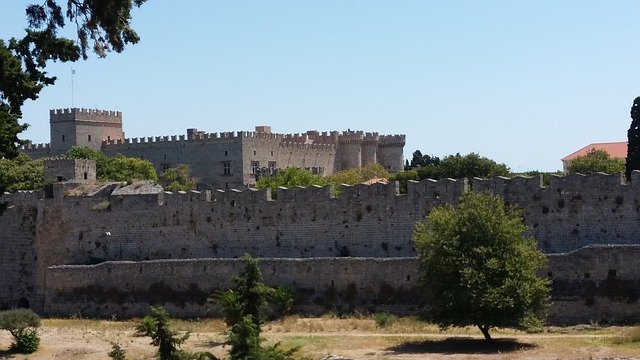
[1,316,639,359]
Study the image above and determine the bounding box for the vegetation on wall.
[394,152,511,192]
[567,149,625,175]
[160,164,198,192]
[413,191,550,341]
[256,163,390,197]
[65,146,158,182]
[0,153,45,192]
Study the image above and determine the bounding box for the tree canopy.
[1,1,146,203]
[415,152,510,180]
[65,146,157,182]
[160,164,199,192]
[256,164,391,198]
[567,149,625,175]
[627,96,640,180]
[409,150,440,168]
[413,191,549,341]
[0,1,146,161]
[0,153,45,193]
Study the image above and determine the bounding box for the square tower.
[49,108,124,154]
[44,159,96,182]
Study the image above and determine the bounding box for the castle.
[21,108,406,189]
[1,158,640,325]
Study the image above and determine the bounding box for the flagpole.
[71,68,75,107]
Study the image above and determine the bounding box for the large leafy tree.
[416,152,510,180]
[414,191,549,341]
[1,0,146,203]
[627,97,640,180]
[0,1,145,157]
[568,149,625,175]
[409,150,440,168]
[0,153,45,193]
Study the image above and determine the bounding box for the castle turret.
[377,135,406,173]
[361,132,379,166]
[337,131,364,171]
[50,108,124,154]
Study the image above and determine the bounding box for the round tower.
[377,135,406,173]
[361,133,379,166]
[337,131,364,171]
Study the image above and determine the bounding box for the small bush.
[134,315,157,337]
[269,285,296,317]
[11,328,40,353]
[374,312,397,328]
[108,342,127,360]
[210,289,244,326]
[0,309,41,353]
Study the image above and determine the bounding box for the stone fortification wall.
[102,133,246,189]
[44,257,417,318]
[43,245,640,324]
[0,192,41,310]
[20,143,53,159]
[5,173,640,313]
[473,172,640,252]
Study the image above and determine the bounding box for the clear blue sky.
[2,1,640,172]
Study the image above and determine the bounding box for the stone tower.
[50,108,124,154]
[377,135,406,173]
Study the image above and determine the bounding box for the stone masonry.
[21,108,406,189]
[2,166,640,324]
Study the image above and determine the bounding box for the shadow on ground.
[0,349,17,358]
[385,337,537,355]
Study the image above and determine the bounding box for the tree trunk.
[478,325,492,342]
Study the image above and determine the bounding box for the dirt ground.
[1,317,639,359]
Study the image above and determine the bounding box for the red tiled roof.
[561,142,628,162]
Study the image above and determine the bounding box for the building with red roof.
[561,141,627,172]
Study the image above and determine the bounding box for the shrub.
[0,309,41,353]
[108,342,127,360]
[269,285,296,317]
[134,315,157,337]
[374,312,397,328]
[12,328,40,353]
[211,289,244,326]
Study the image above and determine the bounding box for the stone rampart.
[43,245,640,324]
[4,173,640,317]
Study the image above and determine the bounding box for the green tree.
[213,255,298,360]
[627,97,640,180]
[390,169,419,194]
[65,146,157,182]
[161,164,198,192]
[567,149,625,174]
[148,306,188,360]
[0,153,45,192]
[0,1,146,162]
[0,309,41,353]
[256,167,328,198]
[417,152,511,180]
[413,191,549,341]
[409,150,440,168]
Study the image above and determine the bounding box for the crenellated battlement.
[50,108,122,124]
[20,143,51,151]
[378,134,406,147]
